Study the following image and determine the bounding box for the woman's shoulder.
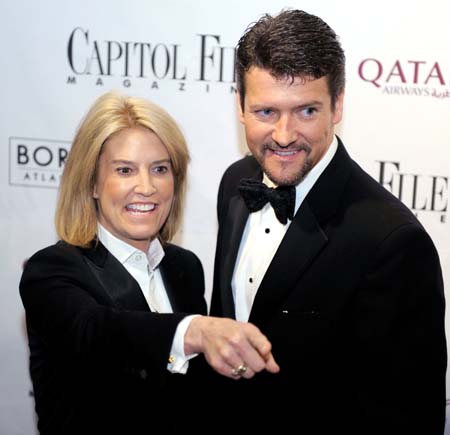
[162,242,203,269]
[163,242,198,259]
[23,240,93,272]
[28,240,80,258]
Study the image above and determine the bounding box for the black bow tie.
[238,178,295,224]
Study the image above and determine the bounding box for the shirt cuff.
[167,314,200,374]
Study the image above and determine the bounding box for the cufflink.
[168,355,175,364]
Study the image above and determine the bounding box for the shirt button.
[265,228,270,234]
[249,277,253,283]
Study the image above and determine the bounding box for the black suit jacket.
[210,139,446,434]
[20,240,206,435]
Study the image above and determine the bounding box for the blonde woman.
[20,92,278,435]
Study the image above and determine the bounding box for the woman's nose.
[135,172,156,196]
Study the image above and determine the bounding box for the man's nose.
[272,115,298,147]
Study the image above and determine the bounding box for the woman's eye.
[153,165,169,174]
[117,167,132,175]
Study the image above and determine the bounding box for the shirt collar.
[263,135,338,214]
[97,223,165,270]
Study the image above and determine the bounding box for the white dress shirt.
[97,224,197,373]
[232,136,338,321]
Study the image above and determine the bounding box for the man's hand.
[184,316,280,379]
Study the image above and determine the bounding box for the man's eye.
[258,109,273,116]
[302,107,317,117]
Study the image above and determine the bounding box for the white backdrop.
[1,1,449,433]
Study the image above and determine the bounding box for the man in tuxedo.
[210,9,446,434]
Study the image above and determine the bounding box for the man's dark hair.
[236,9,346,110]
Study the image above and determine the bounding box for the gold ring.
[231,363,247,377]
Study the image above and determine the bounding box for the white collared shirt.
[97,224,196,373]
[232,136,338,321]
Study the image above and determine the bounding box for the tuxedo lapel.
[219,194,249,318]
[249,138,352,325]
[249,201,327,324]
[215,158,264,318]
[83,242,150,311]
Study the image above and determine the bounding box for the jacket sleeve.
[19,243,186,373]
[352,222,446,434]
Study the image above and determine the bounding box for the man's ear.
[332,91,345,125]
[236,92,245,124]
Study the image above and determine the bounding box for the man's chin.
[264,166,309,187]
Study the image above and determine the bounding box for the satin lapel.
[249,201,328,325]
[248,138,352,325]
[159,249,182,312]
[83,242,150,311]
[219,194,249,318]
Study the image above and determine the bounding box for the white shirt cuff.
[167,314,200,374]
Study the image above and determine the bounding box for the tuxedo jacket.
[210,138,446,434]
[20,240,206,435]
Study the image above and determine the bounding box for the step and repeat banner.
[1,0,449,433]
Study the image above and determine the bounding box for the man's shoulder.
[223,154,260,181]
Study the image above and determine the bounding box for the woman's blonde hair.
[55,91,190,247]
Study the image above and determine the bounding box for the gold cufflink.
[168,355,175,364]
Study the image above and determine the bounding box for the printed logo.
[9,137,71,189]
[358,58,450,99]
[377,160,448,223]
[66,27,237,94]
